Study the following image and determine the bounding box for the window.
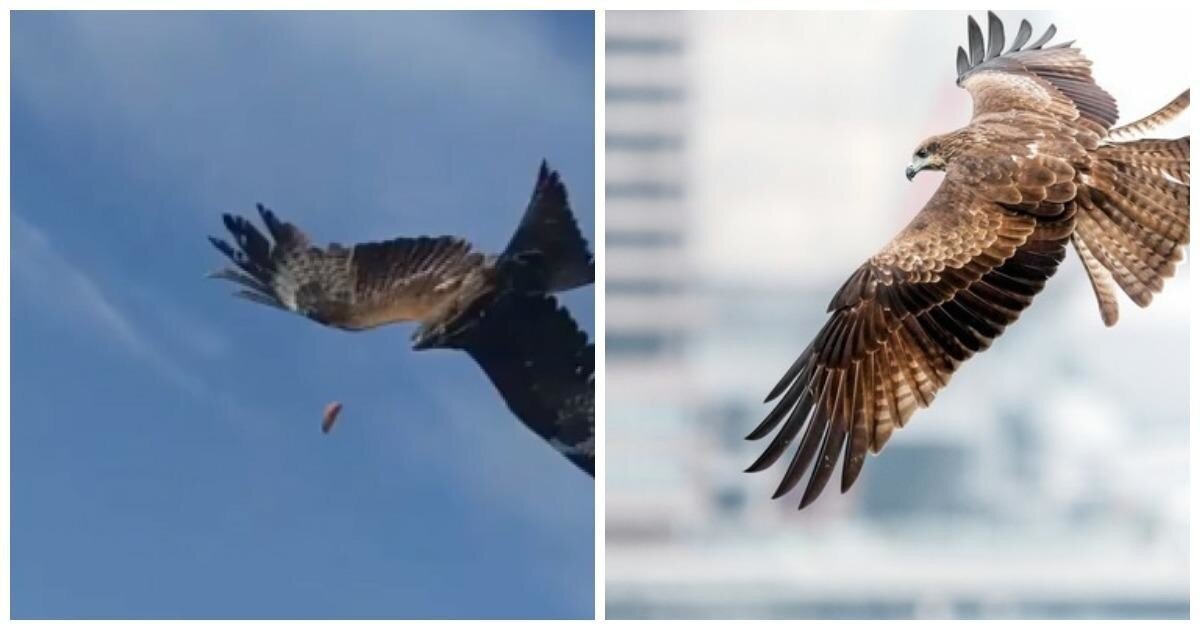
[608,330,679,357]
[607,133,684,152]
[607,181,683,200]
[607,278,683,296]
[606,84,685,103]
[606,37,683,55]
[607,229,682,249]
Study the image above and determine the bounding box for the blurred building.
[605,11,1189,620]
[606,11,706,537]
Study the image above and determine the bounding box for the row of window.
[607,229,682,249]
[606,36,683,55]
[607,181,683,199]
[606,84,684,103]
[607,278,684,296]
[608,329,683,357]
[607,132,683,151]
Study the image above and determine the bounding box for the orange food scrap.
[322,402,343,434]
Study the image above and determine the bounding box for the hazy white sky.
[689,10,1191,285]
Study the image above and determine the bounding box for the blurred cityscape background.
[605,11,1189,619]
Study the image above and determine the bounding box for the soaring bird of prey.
[208,162,595,476]
[747,12,1189,509]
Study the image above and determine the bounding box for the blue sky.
[11,11,594,619]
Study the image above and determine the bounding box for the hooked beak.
[411,327,437,351]
[906,155,930,181]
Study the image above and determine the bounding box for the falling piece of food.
[321,402,343,434]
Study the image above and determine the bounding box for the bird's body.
[749,12,1189,509]
[208,161,596,476]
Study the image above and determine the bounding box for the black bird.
[207,162,595,476]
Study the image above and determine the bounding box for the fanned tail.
[1073,132,1189,323]
[502,160,595,293]
[1107,90,1190,141]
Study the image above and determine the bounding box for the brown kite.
[747,12,1189,508]
[208,162,595,476]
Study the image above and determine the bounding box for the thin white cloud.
[124,284,233,362]
[12,214,209,398]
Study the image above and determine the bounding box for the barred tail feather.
[1074,135,1189,319]
[1071,233,1120,326]
[1107,90,1190,141]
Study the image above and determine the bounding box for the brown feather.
[1072,233,1120,326]
[750,14,1189,510]
[1108,90,1190,141]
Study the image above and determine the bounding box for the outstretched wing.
[747,178,1074,508]
[956,11,1117,132]
[440,292,594,476]
[208,205,485,330]
[504,160,595,293]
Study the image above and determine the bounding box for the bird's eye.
[916,148,929,159]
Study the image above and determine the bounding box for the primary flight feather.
[208,161,595,476]
[748,11,1189,509]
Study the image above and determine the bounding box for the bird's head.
[906,135,950,181]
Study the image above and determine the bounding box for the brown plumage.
[749,11,1189,509]
[209,217,490,331]
[208,162,596,476]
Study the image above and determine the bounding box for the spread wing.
[440,292,594,476]
[747,178,1074,508]
[504,161,595,292]
[956,11,1117,133]
[208,205,485,330]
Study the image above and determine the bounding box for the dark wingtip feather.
[764,347,811,402]
[744,445,781,473]
[748,382,803,441]
[956,46,970,79]
[221,213,240,236]
[799,434,846,508]
[985,11,1004,59]
[746,410,778,440]
[745,461,767,474]
[256,203,287,243]
[839,470,857,494]
[1029,23,1057,50]
[772,462,806,500]
[1009,19,1033,52]
[840,453,866,494]
[208,235,237,259]
[967,15,985,65]
[770,480,793,500]
[764,375,791,403]
[211,214,277,284]
[798,485,823,510]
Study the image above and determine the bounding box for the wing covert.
[956,12,1118,132]
[208,205,485,329]
[749,179,1073,509]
